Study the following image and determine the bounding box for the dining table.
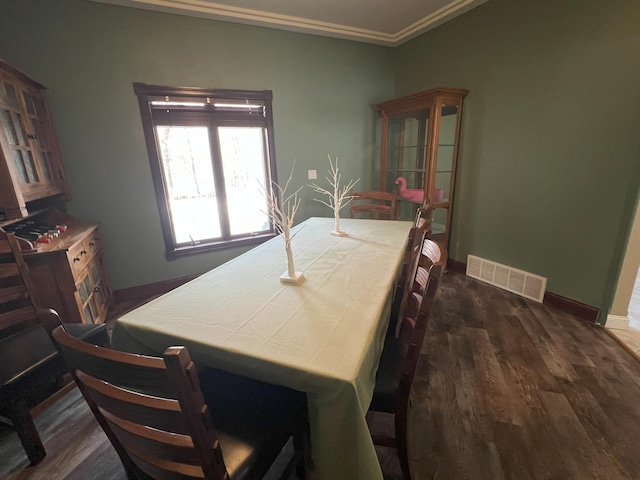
[111,216,413,480]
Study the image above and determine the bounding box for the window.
[134,84,278,258]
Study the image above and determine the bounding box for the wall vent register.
[466,254,547,303]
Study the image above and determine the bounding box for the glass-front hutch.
[376,87,467,246]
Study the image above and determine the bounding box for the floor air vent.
[466,255,547,303]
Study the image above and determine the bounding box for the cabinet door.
[0,76,40,191]
[88,253,112,323]
[430,103,463,240]
[21,88,67,190]
[384,109,430,220]
[376,88,467,246]
[0,65,69,216]
[76,252,112,324]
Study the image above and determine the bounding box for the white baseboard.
[605,314,630,330]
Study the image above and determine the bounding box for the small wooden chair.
[0,231,109,465]
[349,190,397,220]
[389,227,426,336]
[369,246,443,480]
[48,312,309,480]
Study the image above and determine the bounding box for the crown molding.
[88,0,488,46]
[393,0,488,44]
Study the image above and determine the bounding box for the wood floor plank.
[492,421,548,480]
[465,326,525,426]
[3,271,640,480]
[514,302,581,382]
[560,379,639,478]
[538,390,629,479]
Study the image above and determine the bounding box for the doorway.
[606,198,640,356]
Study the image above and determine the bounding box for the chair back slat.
[349,190,397,220]
[54,330,175,398]
[125,445,207,480]
[52,326,229,480]
[421,239,441,265]
[77,370,189,435]
[0,284,30,304]
[0,263,20,279]
[100,406,203,467]
[0,306,38,332]
[398,263,442,400]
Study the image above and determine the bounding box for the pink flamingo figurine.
[395,176,424,203]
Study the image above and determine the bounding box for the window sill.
[166,233,277,260]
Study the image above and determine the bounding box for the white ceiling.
[89,0,490,46]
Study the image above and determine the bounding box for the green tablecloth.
[111,217,413,480]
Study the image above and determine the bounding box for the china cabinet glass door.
[0,60,70,218]
[376,88,467,246]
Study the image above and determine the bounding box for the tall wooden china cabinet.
[0,59,113,324]
[376,87,467,246]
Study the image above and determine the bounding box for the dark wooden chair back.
[52,324,230,479]
[349,190,397,220]
[50,321,309,480]
[389,227,426,336]
[413,239,448,297]
[398,262,442,387]
[369,242,443,480]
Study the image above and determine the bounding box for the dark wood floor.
[2,271,640,480]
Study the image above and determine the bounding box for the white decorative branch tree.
[262,162,304,284]
[309,155,359,236]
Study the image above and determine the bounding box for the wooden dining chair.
[369,250,443,480]
[349,190,397,220]
[389,227,426,336]
[47,310,309,480]
[0,231,109,465]
[414,203,433,234]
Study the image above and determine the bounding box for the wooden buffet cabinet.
[0,59,113,324]
[2,209,114,325]
[376,87,467,246]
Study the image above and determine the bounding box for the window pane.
[12,150,27,182]
[156,126,221,244]
[12,112,25,145]
[218,127,270,236]
[5,83,19,109]
[0,109,16,144]
[23,150,38,182]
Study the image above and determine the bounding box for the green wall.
[395,0,640,318]
[1,0,639,320]
[0,0,394,289]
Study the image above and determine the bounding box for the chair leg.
[394,410,411,480]
[9,398,46,465]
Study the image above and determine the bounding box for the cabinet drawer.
[68,230,102,277]
[68,239,91,276]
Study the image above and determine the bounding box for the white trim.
[88,0,489,46]
[605,314,630,330]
